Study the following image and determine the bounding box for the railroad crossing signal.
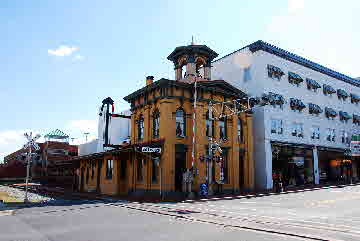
[24,132,40,151]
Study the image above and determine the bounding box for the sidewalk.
[9,182,360,204]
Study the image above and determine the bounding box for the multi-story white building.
[212,40,360,190]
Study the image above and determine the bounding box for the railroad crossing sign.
[24,132,41,151]
[23,132,41,202]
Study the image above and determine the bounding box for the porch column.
[265,140,273,189]
[313,147,320,185]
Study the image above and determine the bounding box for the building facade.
[212,40,360,190]
[76,44,255,197]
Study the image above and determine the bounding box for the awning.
[325,107,337,118]
[267,65,284,80]
[288,72,304,85]
[353,114,360,124]
[306,78,321,89]
[268,92,285,105]
[337,89,349,99]
[290,98,306,110]
[323,84,336,94]
[351,93,360,103]
[309,103,323,114]
[339,111,351,120]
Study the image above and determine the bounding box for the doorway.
[175,152,186,192]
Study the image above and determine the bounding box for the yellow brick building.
[76,43,255,198]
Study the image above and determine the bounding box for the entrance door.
[80,168,84,192]
[175,152,186,192]
[239,153,244,189]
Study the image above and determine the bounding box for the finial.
[191,36,194,45]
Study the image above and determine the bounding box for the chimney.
[146,76,154,85]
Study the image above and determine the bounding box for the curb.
[181,183,360,203]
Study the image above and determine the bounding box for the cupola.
[167,43,218,82]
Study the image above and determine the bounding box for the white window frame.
[271,119,283,135]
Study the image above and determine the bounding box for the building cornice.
[214,40,360,88]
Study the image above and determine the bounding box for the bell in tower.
[167,43,218,82]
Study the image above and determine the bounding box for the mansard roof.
[214,40,360,87]
[123,78,247,103]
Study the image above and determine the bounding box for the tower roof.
[44,129,69,139]
[167,45,218,62]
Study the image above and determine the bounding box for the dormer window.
[288,72,303,86]
[323,84,336,96]
[351,93,360,104]
[309,103,323,115]
[325,107,337,120]
[353,114,360,126]
[289,98,306,112]
[267,65,284,81]
[337,89,349,101]
[306,78,321,92]
[339,111,351,123]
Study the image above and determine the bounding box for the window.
[91,161,95,179]
[341,130,350,144]
[153,110,160,139]
[137,115,144,140]
[291,123,304,138]
[221,150,229,184]
[137,159,143,182]
[237,118,243,143]
[106,159,113,179]
[152,158,159,183]
[219,117,227,140]
[176,109,185,137]
[86,167,89,184]
[310,126,320,140]
[326,128,336,142]
[120,160,127,179]
[206,111,215,137]
[271,119,283,135]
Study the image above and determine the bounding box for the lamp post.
[23,132,40,203]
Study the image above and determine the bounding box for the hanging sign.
[141,147,161,153]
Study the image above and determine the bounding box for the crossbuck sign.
[24,132,41,151]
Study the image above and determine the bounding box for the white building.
[79,97,131,156]
[212,40,360,190]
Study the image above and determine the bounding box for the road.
[1,185,360,241]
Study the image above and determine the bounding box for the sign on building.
[141,147,161,153]
[351,135,360,157]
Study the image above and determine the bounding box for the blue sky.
[1,0,359,161]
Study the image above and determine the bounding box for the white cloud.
[0,129,42,162]
[48,45,79,57]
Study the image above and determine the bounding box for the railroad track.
[9,186,358,241]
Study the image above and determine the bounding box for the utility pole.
[84,132,90,142]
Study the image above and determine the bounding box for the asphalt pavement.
[1,185,360,241]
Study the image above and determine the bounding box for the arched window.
[237,118,243,143]
[206,111,215,137]
[176,109,185,137]
[137,115,144,140]
[153,109,160,139]
[219,117,227,140]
